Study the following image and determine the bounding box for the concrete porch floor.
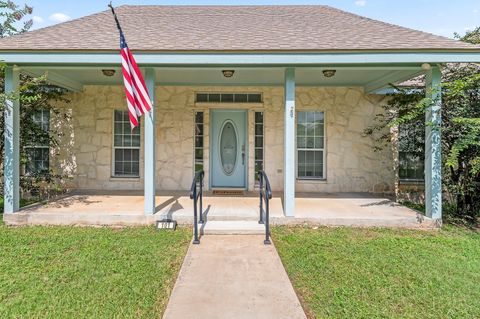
[3,190,435,228]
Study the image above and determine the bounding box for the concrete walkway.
[163,235,307,319]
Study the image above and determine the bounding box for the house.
[1,5,480,225]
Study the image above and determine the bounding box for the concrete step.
[201,220,266,235]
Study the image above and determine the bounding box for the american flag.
[109,4,152,129]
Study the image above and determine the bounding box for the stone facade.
[51,85,394,193]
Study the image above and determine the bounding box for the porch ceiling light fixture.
[102,69,116,77]
[322,69,336,78]
[421,63,431,70]
[222,70,235,78]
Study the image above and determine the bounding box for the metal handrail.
[190,170,204,244]
[258,170,272,245]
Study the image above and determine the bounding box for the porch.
[3,191,435,228]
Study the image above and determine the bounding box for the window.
[399,123,424,182]
[254,111,264,178]
[196,93,262,104]
[297,111,325,179]
[113,110,140,177]
[25,109,50,175]
[194,111,204,172]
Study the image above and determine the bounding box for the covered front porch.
[3,191,434,229]
[2,51,450,224]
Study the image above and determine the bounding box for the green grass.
[0,225,191,318]
[273,226,480,319]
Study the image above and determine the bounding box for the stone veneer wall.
[51,85,394,193]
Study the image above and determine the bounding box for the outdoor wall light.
[421,63,431,70]
[322,70,337,78]
[102,69,116,77]
[222,70,235,78]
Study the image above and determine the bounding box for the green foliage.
[273,226,480,318]
[365,27,480,223]
[0,2,71,198]
[455,26,480,44]
[445,117,480,174]
[0,0,32,38]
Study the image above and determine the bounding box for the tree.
[0,1,70,200]
[0,0,32,37]
[365,28,480,224]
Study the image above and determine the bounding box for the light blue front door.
[211,110,247,188]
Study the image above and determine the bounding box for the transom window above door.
[196,92,262,103]
[297,111,325,179]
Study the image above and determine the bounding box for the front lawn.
[273,226,480,319]
[0,225,191,318]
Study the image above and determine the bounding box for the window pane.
[25,147,50,174]
[195,162,204,172]
[297,136,306,148]
[297,111,325,179]
[196,123,204,136]
[195,137,204,148]
[254,111,265,183]
[114,149,139,176]
[314,124,324,137]
[306,137,314,149]
[314,112,324,123]
[306,123,315,137]
[255,136,263,148]
[221,94,234,103]
[194,112,204,173]
[248,94,262,103]
[255,161,263,173]
[399,122,425,181]
[196,93,208,103]
[298,150,306,165]
[255,112,263,123]
[114,110,141,177]
[314,137,324,149]
[209,94,221,102]
[195,148,203,160]
[306,112,315,123]
[132,162,139,175]
[297,123,306,136]
[255,149,263,160]
[196,111,204,124]
[234,94,248,103]
[132,136,140,147]
[255,124,263,136]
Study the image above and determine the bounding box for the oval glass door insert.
[219,120,237,175]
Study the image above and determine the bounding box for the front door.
[211,110,247,188]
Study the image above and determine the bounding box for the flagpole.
[108,2,124,36]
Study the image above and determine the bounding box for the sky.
[22,0,479,39]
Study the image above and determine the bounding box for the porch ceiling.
[22,66,423,93]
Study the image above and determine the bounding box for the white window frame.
[24,109,50,175]
[112,110,141,178]
[296,110,326,180]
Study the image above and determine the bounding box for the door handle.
[242,145,245,165]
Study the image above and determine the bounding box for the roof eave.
[1,49,480,67]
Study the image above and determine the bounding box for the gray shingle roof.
[0,5,478,52]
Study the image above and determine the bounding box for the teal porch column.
[144,68,156,215]
[425,67,442,222]
[4,66,20,214]
[284,68,295,217]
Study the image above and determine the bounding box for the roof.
[0,5,478,52]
